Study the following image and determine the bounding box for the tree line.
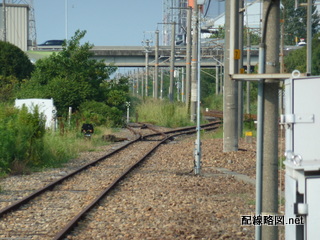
[0,30,130,127]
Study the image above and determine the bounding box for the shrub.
[0,41,34,80]
[79,100,124,127]
[135,99,192,128]
[0,104,46,174]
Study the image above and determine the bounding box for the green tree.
[0,76,19,102]
[17,30,117,115]
[0,41,34,101]
[0,41,34,80]
[103,77,129,109]
[282,0,320,45]
[284,32,320,75]
[210,26,260,45]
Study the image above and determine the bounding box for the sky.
[35,0,163,46]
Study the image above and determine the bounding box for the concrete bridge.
[27,45,296,68]
[90,45,258,68]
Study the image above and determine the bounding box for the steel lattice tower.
[162,0,188,46]
[2,0,37,46]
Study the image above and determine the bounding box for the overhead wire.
[204,0,212,17]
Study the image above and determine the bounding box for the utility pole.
[3,0,6,42]
[215,64,219,95]
[194,0,205,175]
[223,0,239,152]
[307,0,312,74]
[135,69,139,96]
[143,39,152,98]
[238,0,244,138]
[169,22,176,102]
[145,44,149,98]
[140,68,144,98]
[186,6,192,111]
[261,0,280,239]
[246,0,251,114]
[160,68,164,99]
[190,0,199,122]
[154,30,160,99]
[65,0,68,40]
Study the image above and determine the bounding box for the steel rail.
[143,121,221,139]
[0,134,141,217]
[0,122,221,229]
[53,133,170,239]
[53,122,221,239]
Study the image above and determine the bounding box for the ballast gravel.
[0,129,286,239]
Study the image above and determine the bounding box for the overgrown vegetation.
[135,99,192,128]
[0,104,119,176]
[0,30,131,175]
[0,104,46,175]
[15,30,129,120]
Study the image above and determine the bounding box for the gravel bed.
[0,139,162,239]
[69,134,260,239]
[0,129,286,239]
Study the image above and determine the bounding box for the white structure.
[0,3,29,50]
[282,77,320,239]
[0,0,37,50]
[15,98,57,129]
[212,0,262,30]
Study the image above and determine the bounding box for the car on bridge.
[37,40,64,50]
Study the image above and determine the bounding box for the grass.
[43,126,113,165]
[202,127,223,139]
[135,99,193,128]
[0,125,113,176]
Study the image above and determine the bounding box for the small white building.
[15,98,57,129]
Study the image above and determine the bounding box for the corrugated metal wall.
[0,4,29,51]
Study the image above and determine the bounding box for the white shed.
[15,98,57,129]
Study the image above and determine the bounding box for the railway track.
[0,122,221,240]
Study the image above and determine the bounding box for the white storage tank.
[15,98,57,129]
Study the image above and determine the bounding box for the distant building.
[212,0,262,31]
[0,3,30,51]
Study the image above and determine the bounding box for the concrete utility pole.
[145,42,150,98]
[238,0,245,138]
[223,0,239,152]
[160,68,164,99]
[186,7,192,111]
[181,68,185,102]
[65,0,68,41]
[169,23,176,102]
[261,0,280,239]
[143,39,152,98]
[246,0,251,114]
[307,0,312,74]
[154,30,160,99]
[215,65,219,95]
[190,0,199,122]
[140,68,144,98]
[135,69,139,96]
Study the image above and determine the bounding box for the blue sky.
[35,0,163,46]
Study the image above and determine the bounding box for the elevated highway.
[27,45,296,68]
[90,45,257,68]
